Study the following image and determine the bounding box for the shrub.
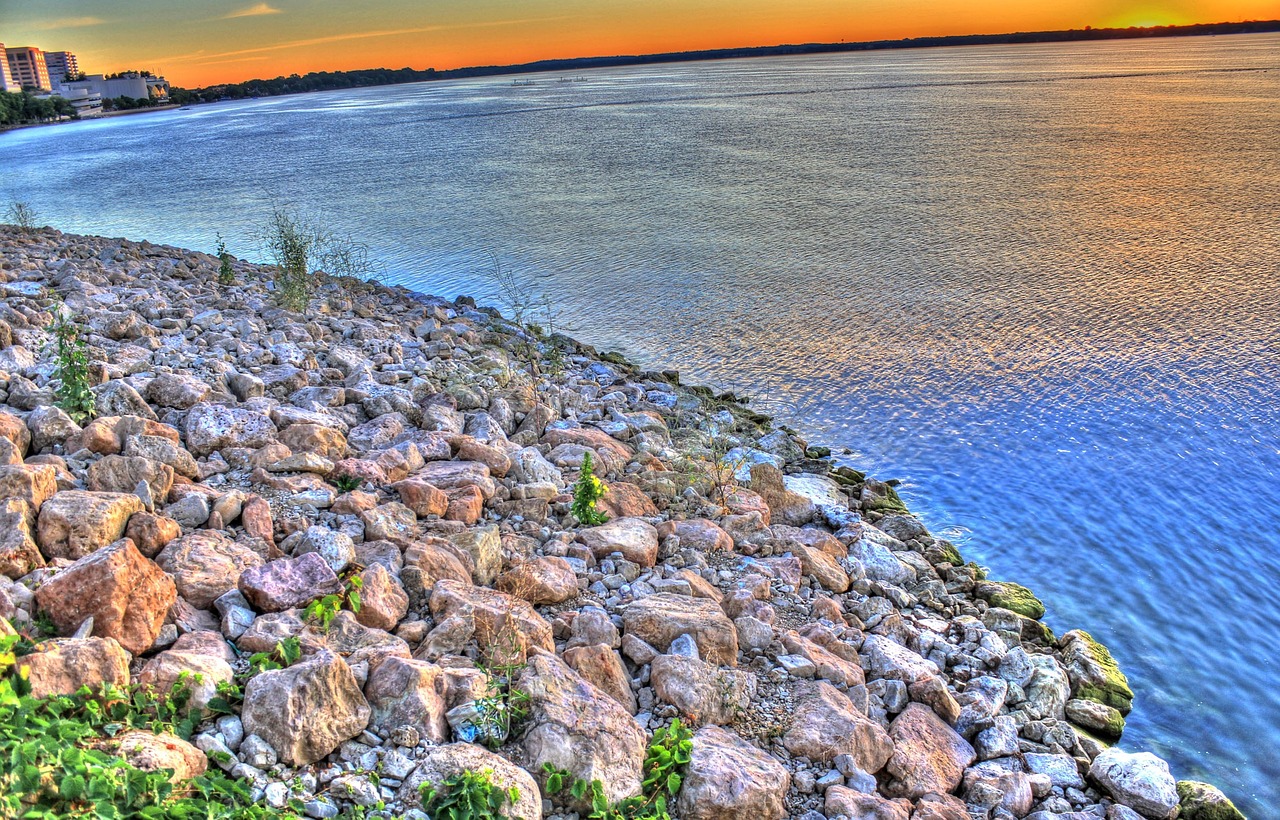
[571,452,608,526]
[5,200,38,232]
[331,472,362,493]
[263,207,317,311]
[216,233,235,286]
[46,303,96,423]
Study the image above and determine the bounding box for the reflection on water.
[4,32,1279,813]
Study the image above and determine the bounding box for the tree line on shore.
[0,91,75,126]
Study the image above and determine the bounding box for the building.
[0,44,16,91]
[44,51,78,84]
[62,72,170,104]
[6,46,52,91]
[42,86,103,117]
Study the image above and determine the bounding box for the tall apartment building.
[6,46,52,91]
[44,51,78,84]
[0,44,16,91]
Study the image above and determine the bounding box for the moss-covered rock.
[1059,630,1135,715]
[977,581,1046,619]
[1066,697,1126,741]
[860,479,908,513]
[1177,781,1247,820]
[937,540,963,566]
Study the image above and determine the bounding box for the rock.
[361,503,418,544]
[1066,697,1125,740]
[749,463,815,526]
[1176,781,1246,820]
[792,543,850,592]
[677,725,790,820]
[166,493,210,529]
[147,373,212,409]
[156,530,266,609]
[184,403,277,458]
[1060,630,1135,715]
[96,731,207,784]
[241,650,371,766]
[563,643,638,713]
[656,518,733,553]
[621,593,738,666]
[34,538,176,654]
[977,580,1046,619]
[650,653,754,725]
[0,498,42,578]
[293,525,356,572]
[92,382,157,419]
[863,634,940,683]
[884,703,975,800]
[823,787,912,820]
[782,630,864,687]
[87,454,175,500]
[429,579,555,664]
[517,650,647,806]
[397,743,541,819]
[124,512,182,558]
[393,478,449,518]
[1088,748,1179,820]
[354,563,408,630]
[125,434,200,479]
[364,656,449,742]
[496,556,578,604]
[783,682,894,771]
[448,525,502,585]
[0,463,57,511]
[279,423,347,460]
[596,481,659,518]
[17,636,131,698]
[0,411,32,456]
[577,517,660,567]
[137,649,235,718]
[27,405,81,453]
[238,552,343,612]
[1025,752,1086,790]
[37,490,143,561]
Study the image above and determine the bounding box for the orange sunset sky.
[2,0,1277,87]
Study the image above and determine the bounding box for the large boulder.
[621,593,738,666]
[364,656,449,742]
[95,730,207,784]
[677,725,789,820]
[429,579,554,664]
[516,650,647,806]
[37,491,143,561]
[1088,748,1179,820]
[577,518,660,567]
[650,654,754,726]
[823,787,913,820]
[241,650,370,766]
[86,454,174,500]
[34,538,176,654]
[156,530,265,609]
[354,563,408,630]
[17,636,131,698]
[0,464,57,511]
[496,556,578,605]
[184,403,277,458]
[0,498,42,578]
[884,703,976,800]
[397,743,541,819]
[749,463,815,526]
[782,681,894,771]
[563,644,638,714]
[448,525,502,585]
[1176,781,1246,820]
[237,552,342,613]
[1060,629,1135,715]
[136,649,235,718]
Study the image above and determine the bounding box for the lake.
[3,32,1278,813]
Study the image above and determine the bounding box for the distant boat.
[511,79,535,87]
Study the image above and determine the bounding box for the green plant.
[6,200,38,232]
[544,718,692,820]
[260,206,379,311]
[421,768,522,820]
[0,634,301,818]
[331,472,362,493]
[46,303,96,423]
[247,635,302,675]
[216,233,235,286]
[304,572,362,630]
[571,452,609,527]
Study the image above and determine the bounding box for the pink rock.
[238,552,344,612]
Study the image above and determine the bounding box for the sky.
[1,0,1276,87]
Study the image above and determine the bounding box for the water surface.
[4,33,1279,813]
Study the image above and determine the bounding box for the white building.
[44,51,78,84]
[0,43,16,91]
[45,86,103,117]
[62,72,169,104]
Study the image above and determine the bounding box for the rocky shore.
[0,225,1245,819]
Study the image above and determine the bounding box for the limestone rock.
[1089,748,1179,820]
[34,538,176,654]
[783,681,893,771]
[677,725,789,820]
[516,650,647,806]
[497,556,578,604]
[0,498,42,578]
[429,579,554,664]
[364,656,449,742]
[137,649,235,718]
[823,787,913,820]
[238,552,343,613]
[96,730,207,784]
[563,643,638,713]
[87,454,174,500]
[397,743,541,818]
[184,403,278,458]
[156,530,265,609]
[241,650,370,766]
[354,563,408,630]
[650,653,754,725]
[37,490,143,561]
[1176,781,1246,820]
[749,463,815,526]
[0,463,57,511]
[18,636,131,698]
[621,593,738,666]
[448,525,502,585]
[578,517,660,567]
[884,703,976,800]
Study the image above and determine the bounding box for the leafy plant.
[571,452,609,527]
[6,200,39,233]
[331,471,362,493]
[216,233,236,286]
[304,572,362,631]
[421,768,522,820]
[0,634,301,819]
[544,718,692,820]
[247,636,302,675]
[260,206,379,311]
[46,302,96,423]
